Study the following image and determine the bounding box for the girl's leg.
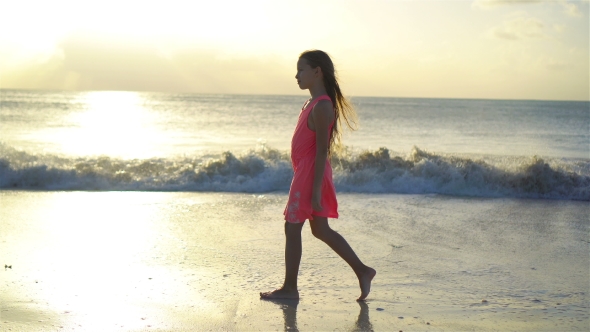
[282,221,304,291]
[260,221,304,299]
[309,216,376,300]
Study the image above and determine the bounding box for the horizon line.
[1,88,588,103]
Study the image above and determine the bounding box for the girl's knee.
[311,228,326,240]
[310,224,331,241]
[309,217,333,240]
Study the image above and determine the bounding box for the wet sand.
[1,191,588,331]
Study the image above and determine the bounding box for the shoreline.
[1,191,588,331]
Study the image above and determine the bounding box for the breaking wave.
[1,143,588,200]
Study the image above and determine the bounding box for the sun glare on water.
[59,91,165,158]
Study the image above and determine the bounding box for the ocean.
[1,89,589,330]
[1,89,588,200]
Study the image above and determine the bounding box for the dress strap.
[304,95,332,110]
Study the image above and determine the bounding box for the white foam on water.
[1,143,588,200]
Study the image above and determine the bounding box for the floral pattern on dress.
[287,191,301,223]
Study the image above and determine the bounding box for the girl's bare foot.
[260,287,300,300]
[357,267,376,301]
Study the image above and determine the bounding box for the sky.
[1,0,588,101]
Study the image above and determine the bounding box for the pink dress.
[284,95,338,223]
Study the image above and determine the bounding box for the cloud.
[553,23,566,32]
[546,59,569,71]
[474,0,585,17]
[489,15,548,40]
[560,1,582,17]
[472,0,544,9]
[1,34,294,94]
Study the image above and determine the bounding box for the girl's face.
[295,58,318,90]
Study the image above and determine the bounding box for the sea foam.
[1,143,588,200]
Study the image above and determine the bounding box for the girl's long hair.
[299,50,358,156]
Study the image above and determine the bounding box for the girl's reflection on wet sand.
[263,299,373,332]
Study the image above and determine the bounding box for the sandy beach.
[1,191,588,331]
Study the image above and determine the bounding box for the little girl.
[260,50,376,301]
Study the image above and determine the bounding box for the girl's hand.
[312,190,323,211]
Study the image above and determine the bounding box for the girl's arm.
[310,100,335,212]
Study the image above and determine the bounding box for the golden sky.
[1,0,588,100]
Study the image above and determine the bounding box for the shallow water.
[1,191,587,331]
